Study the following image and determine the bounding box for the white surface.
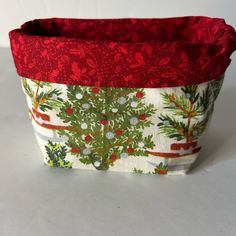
[0,0,236,46]
[0,47,236,236]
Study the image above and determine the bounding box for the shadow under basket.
[9,17,236,175]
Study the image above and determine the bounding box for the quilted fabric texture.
[9,17,236,88]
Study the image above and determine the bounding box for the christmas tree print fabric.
[21,76,224,175]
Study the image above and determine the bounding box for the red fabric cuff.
[9,16,236,88]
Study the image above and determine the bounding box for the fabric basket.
[9,17,236,175]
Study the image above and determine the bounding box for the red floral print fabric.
[9,17,236,88]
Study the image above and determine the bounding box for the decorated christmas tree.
[45,141,72,168]
[57,86,156,170]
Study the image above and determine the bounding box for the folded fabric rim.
[9,16,236,88]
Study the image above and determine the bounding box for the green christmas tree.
[156,76,224,152]
[45,141,72,168]
[22,78,63,112]
[57,86,156,170]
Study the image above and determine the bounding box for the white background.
[0,0,235,46]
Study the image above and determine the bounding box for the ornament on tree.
[115,129,122,136]
[71,146,79,153]
[117,96,127,104]
[131,101,138,108]
[76,93,83,99]
[135,92,144,99]
[138,114,146,121]
[130,117,139,125]
[106,132,115,139]
[111,108,118,113]
[83,148,91,155]
[127,147,134,153]
[85,135,92,142]
[82,103,91,109]
[169,102,176,108]
[101,118,108,125]
[120,152,128,158]
[65,107,73,115]
[110,154,117,161]
[81,122,88,129]
[91,87,100,93]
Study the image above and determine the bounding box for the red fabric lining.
[9,17,236,88]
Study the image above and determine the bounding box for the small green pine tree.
[45,141,72,168]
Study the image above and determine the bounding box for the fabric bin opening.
[9,17,236,88]
[17,17,236,45]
